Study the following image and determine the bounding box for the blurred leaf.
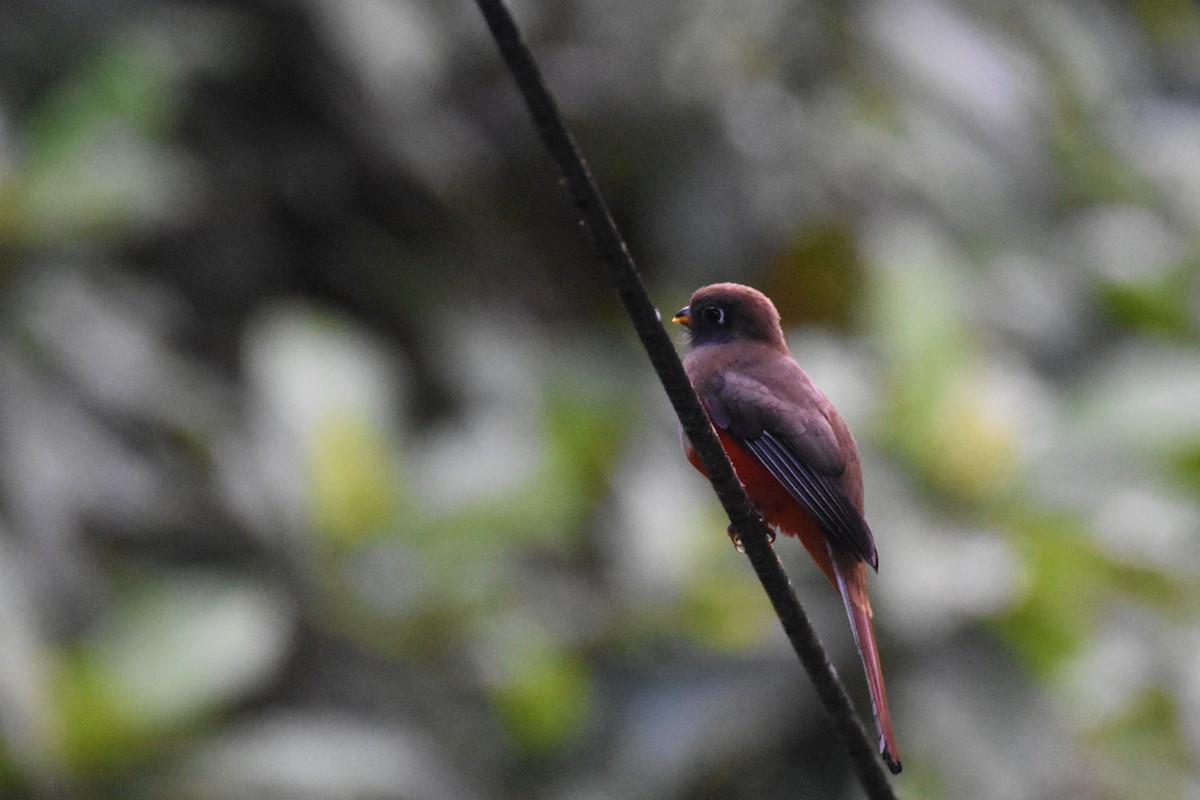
[348,349,640,656]
[540,361,636,497]
[0,746,31,798]
[14,34,188,242]
[922,380,1022,504]
[1128,0,1200,45]
[1086,686,1195,798]
[1106,559,1198,618]
[1069,342,1200,456]
[872,253,1020,503]
[992,511,1195,677]
[764,222,865,328]
[24,37,178,166]
[1050,94,1156,210]
[51,573,292,776]
[678,563,774,651]
[411,353,637,565]
[872,251,971,443]
[489,638,591,754]
[1165,436,1200,493]
[309,411,401,546]
[992,512,1098,677]
[1094,267,1198,338]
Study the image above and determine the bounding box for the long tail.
[831,552,902,774]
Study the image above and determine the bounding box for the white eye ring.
[702,305,726,325]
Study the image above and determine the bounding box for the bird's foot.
[725,523,746,553]
[725,516,773,553]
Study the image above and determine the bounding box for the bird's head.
[672,283,786,349]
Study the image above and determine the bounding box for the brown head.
[672,283,787,350]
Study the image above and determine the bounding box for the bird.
[672,282,901,774]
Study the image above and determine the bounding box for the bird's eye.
[701,305,726,326]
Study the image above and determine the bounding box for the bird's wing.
[703,370,878,567]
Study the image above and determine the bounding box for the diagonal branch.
[472,1,899,797]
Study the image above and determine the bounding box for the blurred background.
[0,0,1198,797]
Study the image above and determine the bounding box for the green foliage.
[1128,0,1200,45]
[991,513,1105,676]
[405,355,637,568]
[309,411,402,547]
[678,556,774,651]
[1095,267,1199,338]
[487,630,592,754]
[872,250,1020,505]
[764,222,865,328]
[1165,437,1200,492]
[14,35,188,243]
[49,573,290,777]
[1087,686,1197,799]
[994,511,1197,677]
[3,0,1200,797]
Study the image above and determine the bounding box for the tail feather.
[831,552,902,775]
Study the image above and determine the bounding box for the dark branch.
[472,1,899,796]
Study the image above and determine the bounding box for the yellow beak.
[672,306,691,327]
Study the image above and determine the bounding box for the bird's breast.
[683,426,837,586]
